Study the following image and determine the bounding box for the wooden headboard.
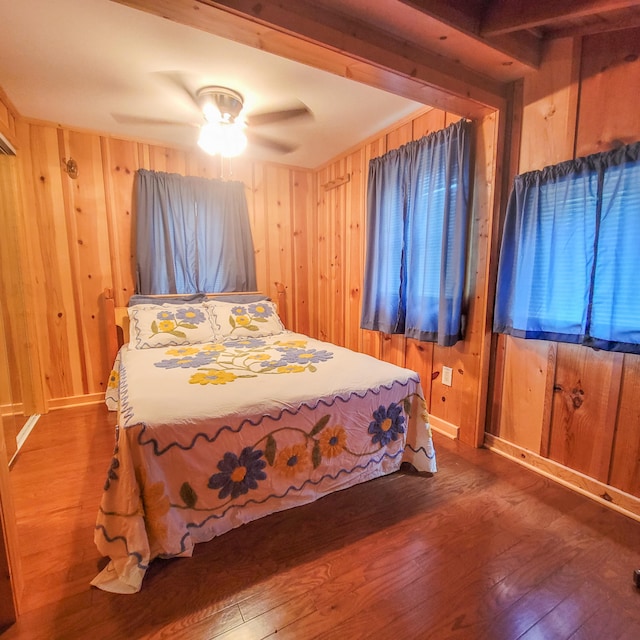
[102,285,288,365]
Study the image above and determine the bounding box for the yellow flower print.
[250,353,271,361]
[138,468,170,541]
[275,340,307,348]
[235,315,251,327]
[158,319,176,332]
[274,444,309,478]
[189,370,238,385]
[107,370,119,389]
[276,364,305,374]
[166,346,199,357]
[319,425,347,459]
[201,343,225,353]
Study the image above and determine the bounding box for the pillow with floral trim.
[128,303,216,349]
[205,299,286,338]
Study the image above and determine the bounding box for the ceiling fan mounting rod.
[197,86,244,122]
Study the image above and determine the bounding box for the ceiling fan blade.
[246,130,298,154]
[112,113,199,127]
[152,70,202,113]
[245,104,312,127]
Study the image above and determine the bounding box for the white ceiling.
[0,0,426,169]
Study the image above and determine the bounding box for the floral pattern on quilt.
[95,331,437,594]
[153,338,334,384]
[150,306,207,340]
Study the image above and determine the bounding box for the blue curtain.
[361,120,471,346]
[494,141,640,353]
[135,169,257,294]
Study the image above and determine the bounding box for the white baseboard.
[430,415,460,440]
[9,413,40,466]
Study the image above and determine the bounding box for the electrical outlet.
[442,366,453,387]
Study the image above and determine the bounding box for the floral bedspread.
[93,332,437,593]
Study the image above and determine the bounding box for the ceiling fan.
[113,84,312,157]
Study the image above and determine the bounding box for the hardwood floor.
[3,404,640,639]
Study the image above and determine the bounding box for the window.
[494,141,640,353]
[361,119,472,347]
[135,169,257,294]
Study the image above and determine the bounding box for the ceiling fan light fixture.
[198,120,247,158]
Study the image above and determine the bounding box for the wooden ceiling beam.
[399,0,542,69]
[481,0,640,36]
[109,0,506,118]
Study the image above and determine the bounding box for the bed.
[92,288,437,593]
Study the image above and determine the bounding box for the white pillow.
[128,303,216,349]
[205,299,286,339]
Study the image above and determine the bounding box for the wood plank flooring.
[3,404,640,639]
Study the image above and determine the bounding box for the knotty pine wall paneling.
[490,29,640,511]
[343,147,365,354]
[58,129,114,398]
[10,119,312,410]
[101,138,142,307]
[290,168,314,336]
[18,123,85,405]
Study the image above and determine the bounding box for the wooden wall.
[488,28,640,515]
[9,121,313,412]
[1,87,499,452]
[313,106,500,447]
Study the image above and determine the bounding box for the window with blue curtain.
[494,141,640,354]
[135,169,257,294]
[361,119,472,347]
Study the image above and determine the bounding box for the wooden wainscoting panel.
[266,165,295,310]
[327,157,347,347]
[548,344,623,483]
[291,168,313,336]
[250,162,270,298]
[58,129,114,396]
[412,108,446,140]
[315,163,332,343]
[519,37,581,172]
[101,137,140,307]
[344,148,365,353]
[609,353,640,497]
[576,27,640,157]
[146,144,187,175]
[405,339,434,411]
[23,124,85,401]
[497,337,555,453]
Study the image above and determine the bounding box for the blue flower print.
[208,447,267,500]
[273,348,333,366]
[368,403,405,447]
[230,306,247,316]
[223,337,267,349]
[155,353,214,369]
[175,307,206,324]
[248,302,273,318]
